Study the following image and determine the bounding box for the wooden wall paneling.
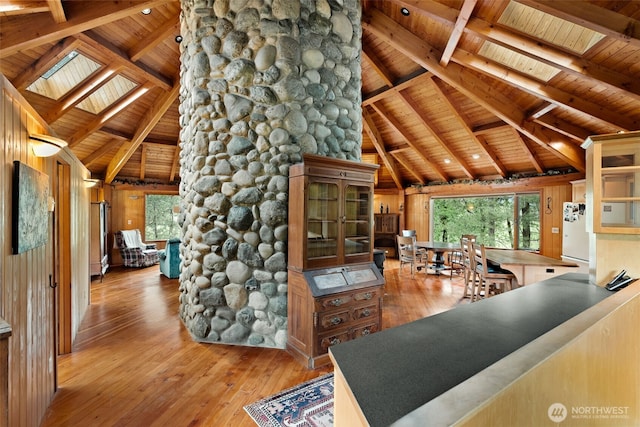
[1,75,92,426]
[541,184,572,259]
[404,193,430,240]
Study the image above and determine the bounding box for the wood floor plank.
[40,260,467,426]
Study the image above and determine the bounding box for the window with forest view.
[432,194,540,250]
[145,195,181,240]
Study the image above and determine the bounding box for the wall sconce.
[29,133,67,157]
[84,178,102,188]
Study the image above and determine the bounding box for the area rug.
[244,373,334,427]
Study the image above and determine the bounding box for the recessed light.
[444,158,451,164]
[472,154,480,159]
[141,8,151,15]
[175,35,183,43]
[400,7,410,16]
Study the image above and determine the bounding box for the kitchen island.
[329,273,640,426]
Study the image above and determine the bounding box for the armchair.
[114,229,159,268]
[159,238,181,278]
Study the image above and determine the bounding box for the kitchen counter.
[329,273,612,426]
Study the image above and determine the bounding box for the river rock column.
[178,0,362,348]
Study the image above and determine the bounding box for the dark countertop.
[329,273,611,427]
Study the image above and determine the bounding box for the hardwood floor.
[40,260,467,426]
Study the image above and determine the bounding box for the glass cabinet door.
[307,182,339,259]
[343,184,372,256]
[595,137,640,231]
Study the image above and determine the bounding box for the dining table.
[415,241,461,276]
[484,248,580,287]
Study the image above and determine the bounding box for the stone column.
[178,0,362,348]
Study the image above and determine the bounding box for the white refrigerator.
[562,202,589,273]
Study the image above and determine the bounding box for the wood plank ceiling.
[1,0,639,189]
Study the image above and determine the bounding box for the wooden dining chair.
[397,235,423,277]
[450,234,476,278]
[400,230,428,265]
[459,236,477,299]
[471,242,515,302]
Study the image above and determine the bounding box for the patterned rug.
[244,373,334,427]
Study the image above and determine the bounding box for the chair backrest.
[401,229,417,237]
[471,242,488,275]
[460,236,473,269]
[461,234,476,242]
[397,235,417,262]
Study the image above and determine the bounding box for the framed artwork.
[12,161,50,254]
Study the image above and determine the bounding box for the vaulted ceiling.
[1,0,639,189]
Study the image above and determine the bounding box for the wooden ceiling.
[1,0,639,189]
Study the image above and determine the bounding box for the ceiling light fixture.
[141,8,151,15]
[84,178,102,188]
[400,7,410,16]
[175,35,183,43]
[443,158,451,164]
[29,133,68,157]
[472,154,480,159]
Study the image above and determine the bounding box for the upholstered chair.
[159,238,181,279]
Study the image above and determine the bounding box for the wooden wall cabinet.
[90,201,109,279]
[374,213,399,258]
[288,154,384,368]
[584,132,640,234]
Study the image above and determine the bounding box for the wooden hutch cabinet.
[287,154,384,368]
[374,213,399,258]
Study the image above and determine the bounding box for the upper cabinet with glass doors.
[288,154,379,271]
[583,131,640,234]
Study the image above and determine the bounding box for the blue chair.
[159,238,181,278]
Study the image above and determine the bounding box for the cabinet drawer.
[317,309,351,332]
[351,322,379,340]
[352,289,380,303]
[318,330,351,353]
[317,294,354,310]
[353,304,378,321]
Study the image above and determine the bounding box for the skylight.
[498,1,605,55]
[27,52,100,100]
[76,75,138,114]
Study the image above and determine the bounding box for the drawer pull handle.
[361,328,371,336]
[330,338,341,346]
[362,292,372,300]
[331,317,342,325]
[362,309,370,317]
[330,298,343,306]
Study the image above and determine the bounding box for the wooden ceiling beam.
[129,15,179,62]
[440,0,477,66]
[68,82,155,148]
[371,100,449,182]
[363,108,403,189]
[526,102,557,120]
[472,121,510,135]
[11,37,81,90]
[0,1,49,16]
[75,32,173,90]
[362,45,394,88]
[533,115,592,143]
[362,8,586,172]
[169,146,180,183]
[466,17,640,104]
[362,71,431,106]
[426,78,506,177]
[475,134,510,176]
[451,48,635,131]
[105,83,180,183]
[0,0,173,58]
[42,64,122,123]
[46,0,66,23]
[515,0,640,49]
[140,143,148,180]
[390,153,425,185]
[82,138,122,168]
[396,90,473,179]
[510,130,544,174]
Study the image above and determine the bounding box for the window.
[145,195,180,240]
[431,193,540,250]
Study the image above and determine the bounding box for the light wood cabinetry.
[287,154,384,368]
[584,131,640,234]
[570,179,586,203]
[90,201,109,279]
[374,213,399,258]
